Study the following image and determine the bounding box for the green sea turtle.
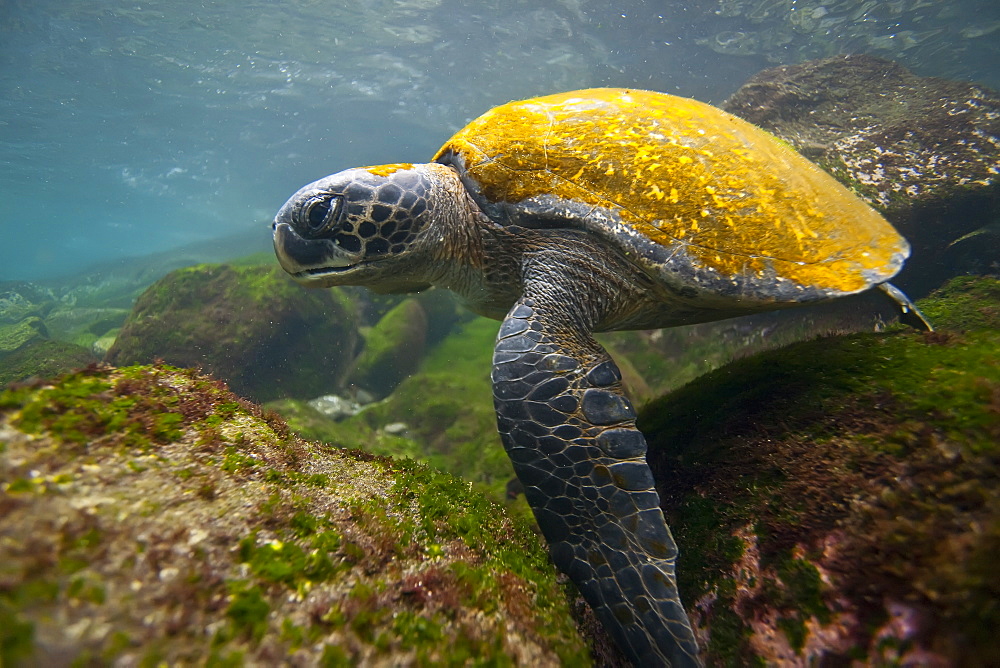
[273,88,924,666]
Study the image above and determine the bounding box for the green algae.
[0,604,34,666]
[270,315,524,515]
[1,363,588,665]
[354,316,518,506]
[349,298,427,397]
[770,556,831,652]
[0,339,95,404]
[643,276,1000,663]
[0,317,47,356]
[646,285,1000,460]
[223,585,270,642]
[237,529,347,586]
[2,364,233,452]
[914,275,1000,332]
[671,495,746,604]
[106,263,360,402]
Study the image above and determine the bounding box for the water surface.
[2,0,997,280]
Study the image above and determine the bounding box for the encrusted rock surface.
[0,364,589,666]
[645,276,1000,665]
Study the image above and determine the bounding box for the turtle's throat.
[421,171,490,287]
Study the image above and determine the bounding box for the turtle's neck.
[417,166,521,320]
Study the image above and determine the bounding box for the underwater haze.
[2,0,998,281]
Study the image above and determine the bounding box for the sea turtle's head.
[273,163,454,291]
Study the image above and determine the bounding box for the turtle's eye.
[301,194,345,238]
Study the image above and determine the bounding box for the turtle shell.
[433,88,908,303]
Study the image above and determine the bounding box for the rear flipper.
[878,282,933,331]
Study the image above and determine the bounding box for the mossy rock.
[262,398,348,444]
[269,317,525,519]
[0,364,589,666]
[105,263,360,402]
[91,328,120,358]
[353,288,465,345]
[0,317,48,358]
[348,298,428,399]
[911,274,1000,332]
[0,340,97,387]
[0,282,54,326]
[643,275,1000,665]
[42,306,129,348]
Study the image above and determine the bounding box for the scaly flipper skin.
[492,268,701,667]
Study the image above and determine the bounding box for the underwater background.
[2,1,1000,666]
[2,0,999,280]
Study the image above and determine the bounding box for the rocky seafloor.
[0,364,590,666]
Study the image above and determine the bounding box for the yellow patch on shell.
[364,163,415,177]
[433,88,907,295]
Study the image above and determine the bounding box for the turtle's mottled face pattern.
[273,164,433,285]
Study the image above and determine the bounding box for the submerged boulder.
[0,317,49,359]
[105,264,360,402]
[347,297,428,399]
[725,55,1000,295]
[42,306,129,351]
[644,276,1000,665]
[0,364,589,666]
[0,282,55,326]
[271,317,518,510]
[0,340,97,387]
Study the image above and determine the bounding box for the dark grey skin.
[273,162,926,666]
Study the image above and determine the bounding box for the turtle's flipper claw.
[493,296,701,667]
[878,282,933,331]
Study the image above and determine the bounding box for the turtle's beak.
[272,220,362,282]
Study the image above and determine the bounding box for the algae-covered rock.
[643,276,1000,665]
[91,328,120,358]
[275,317,520,509]
[0,364,589,666]
[348,298,428,399]
[105,263,360,402]
[268,316,528,527]
[915,274,1000,332]
[42,306,129,351]
[725,55,1000,295]
[0,340,97,387]
[0,282,55,325]
[0,317,49,358]
[354,288,466,349]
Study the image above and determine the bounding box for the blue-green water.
[2,0,998,280]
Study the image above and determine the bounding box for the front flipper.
[492,296,700,667]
